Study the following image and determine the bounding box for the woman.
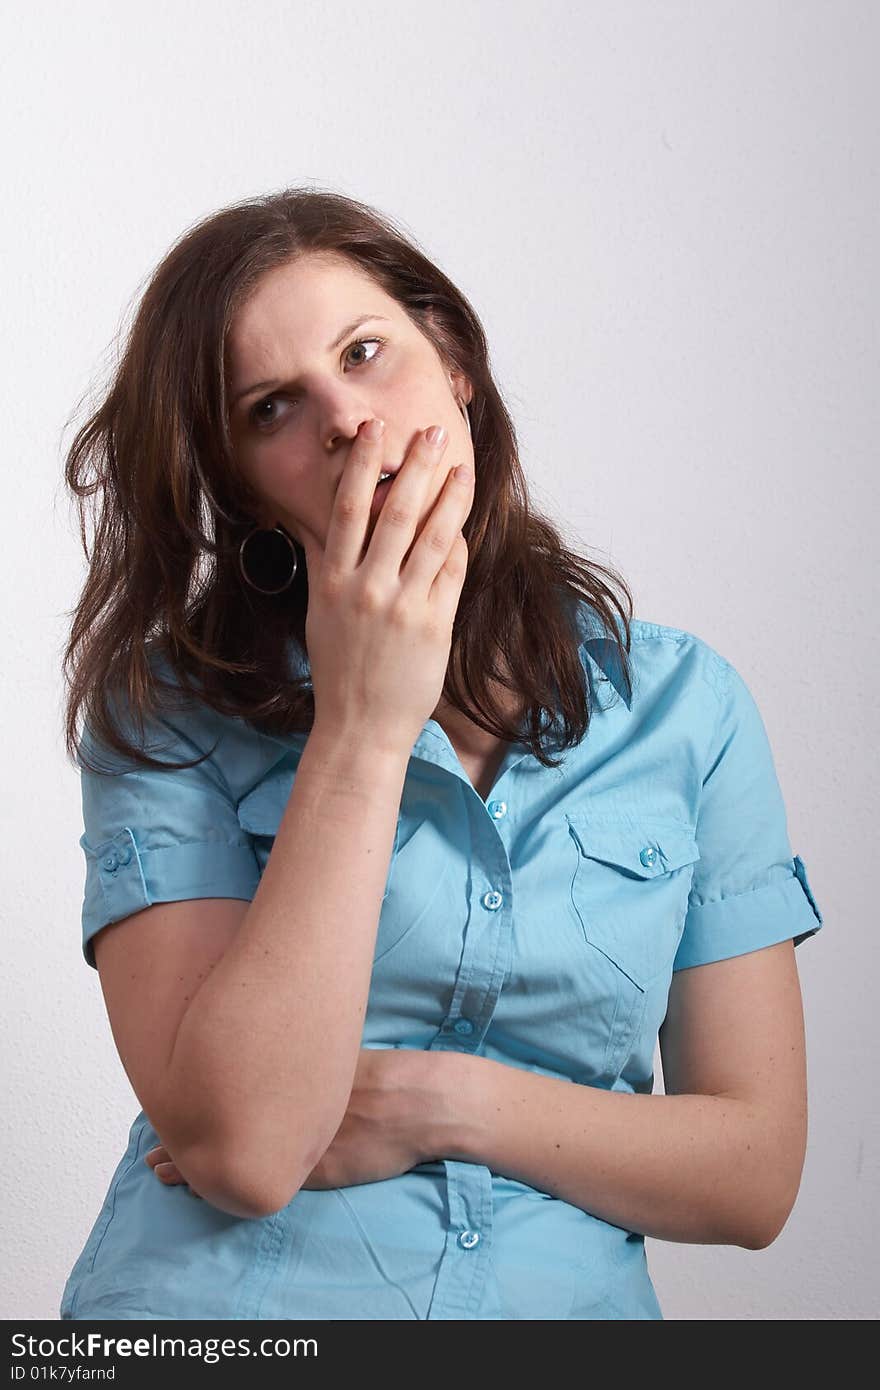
[59,187,825,1320]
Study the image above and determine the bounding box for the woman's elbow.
[743,1196,799,1251]
[177,1141,307,1220]
[739,1109,807,1250]
[740,1172,803,1250]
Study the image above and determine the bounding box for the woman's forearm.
[163,723,411,1215]
[429,1054,790,1250]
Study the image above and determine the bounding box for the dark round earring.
[238,524,298,594]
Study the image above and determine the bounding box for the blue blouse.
[60,603,824,1320]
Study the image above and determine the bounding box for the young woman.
[59,187,824,1321]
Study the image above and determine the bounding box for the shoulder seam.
[629,619,695,645]
[630,622,734,707]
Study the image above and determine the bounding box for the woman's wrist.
[308,717,415,769]
[415,1049,479,1164]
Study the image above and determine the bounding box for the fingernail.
[426,425,447,446]
[363,418,385,440]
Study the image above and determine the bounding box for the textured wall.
[1,0,874,1321]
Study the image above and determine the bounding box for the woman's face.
[225,253,473,557]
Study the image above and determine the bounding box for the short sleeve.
[672,657,825,972]
[76,707,260,970]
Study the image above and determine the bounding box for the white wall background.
[1,0,875,1321]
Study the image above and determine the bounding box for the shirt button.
[453,1018,474,1036]
[101,852,119,873]
[639,846,657,868]
[487,800,507,820]
[482,890,503,911]
[458,1229,481,1250]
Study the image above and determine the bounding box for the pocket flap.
[236,758,297,836]
[566,817,700,877]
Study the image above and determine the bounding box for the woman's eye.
[344,337,385,368]
[249,337,387,429]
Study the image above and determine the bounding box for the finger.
[144,1146,170,1169]
[323,417,387,574]
[400,460,474,596]
[427,532,470,636]
[364,426,450,573]
[154,1161,186,1183]
[296,523,323,590]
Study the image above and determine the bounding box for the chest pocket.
[566,814,701,990]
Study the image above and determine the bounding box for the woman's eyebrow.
[230,314,392,409]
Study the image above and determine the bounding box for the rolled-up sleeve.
[672,658,824,972]
[77,712,260,970]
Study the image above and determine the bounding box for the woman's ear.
[448,369,473,409]
[422,305,472,407]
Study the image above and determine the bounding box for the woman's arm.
[427,940,808,1249]
[162,727,411,1214]
[147,940,807,1244]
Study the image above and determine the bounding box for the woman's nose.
[320,404,380,450]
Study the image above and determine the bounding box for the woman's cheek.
[255,447,309,511]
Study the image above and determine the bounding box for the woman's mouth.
[368,473,396,523]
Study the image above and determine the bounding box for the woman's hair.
[62,184,634,774]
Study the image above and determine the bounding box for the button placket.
[436,860,512,1051]
[430,788,514,1064]
[426,1161,494,1319]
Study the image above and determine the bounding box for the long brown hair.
[62,185,634,775]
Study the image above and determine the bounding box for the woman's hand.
[144,1047,454,1197]
[299,417,474,755]
[144,1144,202,1197]
[299,1046,439,1190]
